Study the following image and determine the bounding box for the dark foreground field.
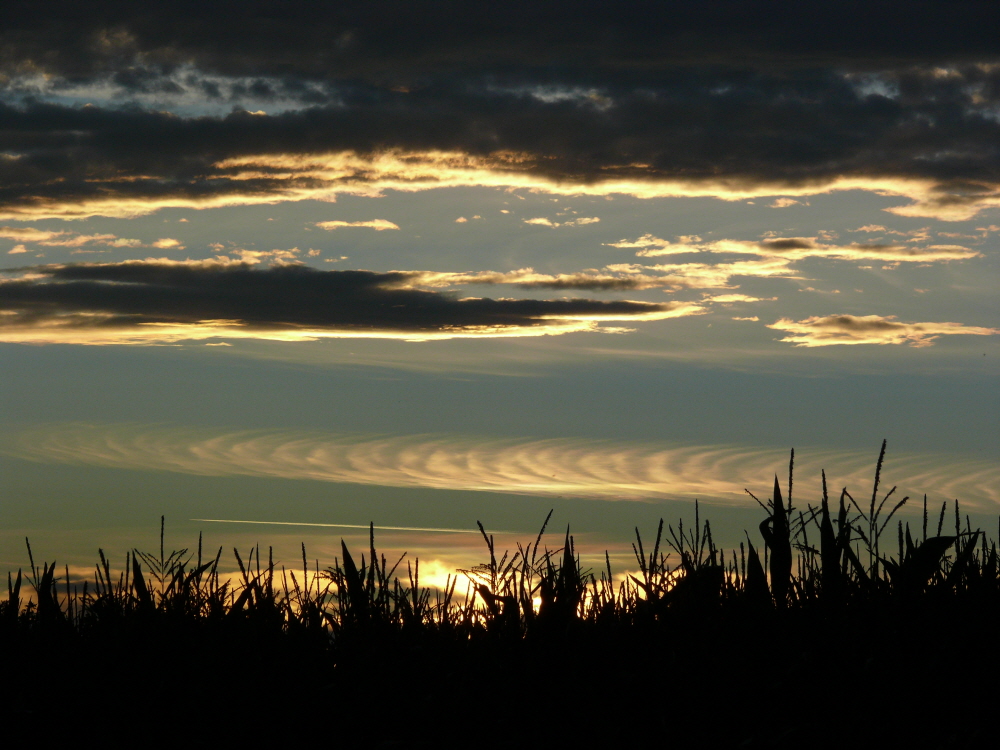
[3,446,997,747]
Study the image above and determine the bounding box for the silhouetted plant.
[3,442,997,655]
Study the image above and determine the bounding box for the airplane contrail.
[191,518,493,534]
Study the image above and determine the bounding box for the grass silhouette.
[2,441,996,746]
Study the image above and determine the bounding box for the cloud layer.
[0,259,698,344]
[5,423,997,508]
[1,3,999,220]
[6,2,998,85]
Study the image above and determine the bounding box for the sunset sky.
[1,2,997,581]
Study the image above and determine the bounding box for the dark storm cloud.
[3,1,998,83]
[0,261,690,343]
[1,2,998,219]
[1,70,999,219]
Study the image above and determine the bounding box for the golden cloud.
[640,258,801,289]
[768,314,1000,347]
[397,268,693,292]
[315,219,400,231]
[523,216,600,228]
[0,318,671,346]
[1,150,996,221]
[0,226,184,251]
[0,226,69,243]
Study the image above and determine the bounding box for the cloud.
[4,4,999,82]
[397,267,706,292]
[769,198,808,208]
[0,259,697,344]
[0,9,997,225]
[634,257,801,289]
[703,294,777,303]
[315,219,400,231]
[5,423,997,508]
[7,245,27,255]
[3,51,1000,222]
[152,238,184,249]
[524,217,600,227]
[216,248,302,264]
[0,226,68,243]
[611,234,981,263]
[0,226,181,250]
[768,314,1000,347]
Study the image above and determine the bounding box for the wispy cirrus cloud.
[768,314,999,347]
[609,234,981,263]
[604,257,801,290]
[0,226,184,250]
[703,294,777,304]
[0,226,67,243]
[4,423,997,509]
[599,232,985,294]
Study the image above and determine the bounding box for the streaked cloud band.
[4,424,996,509]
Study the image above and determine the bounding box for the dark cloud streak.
[0,261,679,337]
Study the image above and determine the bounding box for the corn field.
[2,442,996,746]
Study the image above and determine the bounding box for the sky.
[1,2,998,585]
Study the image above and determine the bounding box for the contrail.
[191,518,489,534]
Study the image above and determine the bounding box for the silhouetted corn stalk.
[2,442,996,652]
